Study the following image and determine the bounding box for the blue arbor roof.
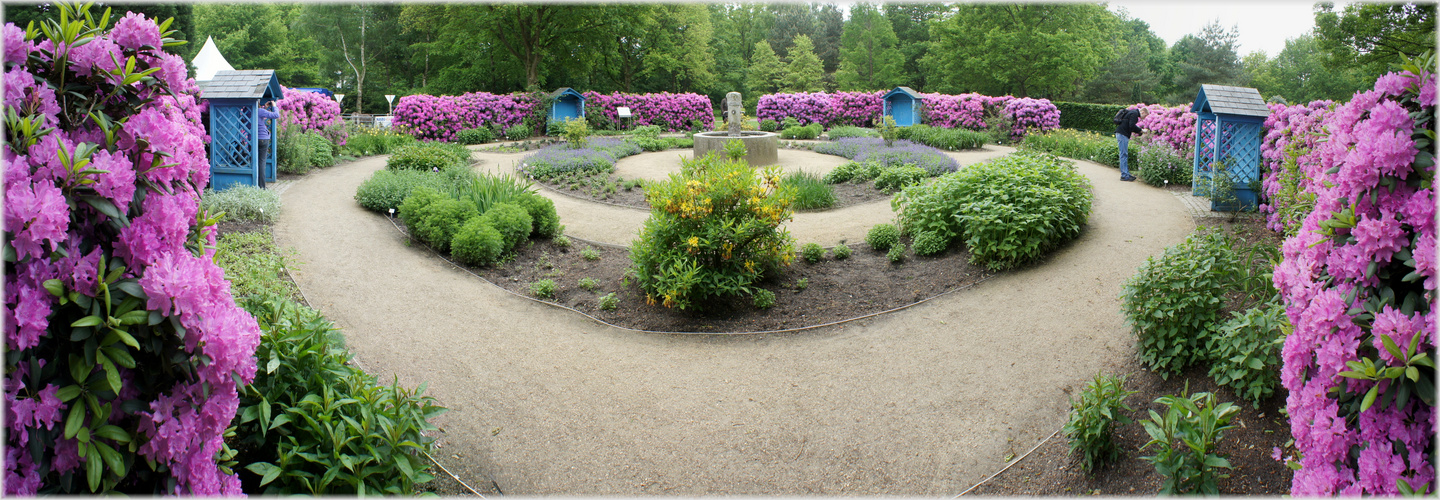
[882,87,924,127]
[200,70,283,191]
[1190,84,1270,211]
[549,87,586,123]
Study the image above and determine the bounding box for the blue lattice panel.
[1192,119,1217,196]
[207,101,259,190]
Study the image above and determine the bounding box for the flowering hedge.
[1001,97,1061,141]
[277,86,345,145]
[1272,57,1435,496]
[393,92,537,142]
[756,92,835,127]
[1259,100,1333,235]
[583,91,713,132]
[1136,103,1197,155]
[4,8,259,495]
[758,91,1015,131]
[829,91,885,127]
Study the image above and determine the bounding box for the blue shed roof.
[199,70,282,100]
[883,86,922,100]
[550,87,585,100]
[1192,84,1269,117]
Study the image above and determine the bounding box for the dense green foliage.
[779,123,822,140]
[893,152,1092,270]
[1206,303,1288,407]
[924,4,1118,97]
[865,223,900,251]
[1063,372,1136,474]
[481,203,534,252]
[1053,101,1128,133]
[872,164,927,193]
[354,168,451,213]
[800,242,825,263]
[825,126,878,139]
[409,198,480,254]
[780,171,835,210]
[213,232,301,303]
[831,243,852,260]
[387,141,472,171]
[277,129,337,174]
[451,218,506,266]
[456,127,495,145]
[344,126,418,156]
[1140,390,1239,495]
[894,125,988,150]
[202,185,282,224]
[1119,230,1240,378]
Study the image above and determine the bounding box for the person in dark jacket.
[257,101,280,188]
[1115,107,1149,181]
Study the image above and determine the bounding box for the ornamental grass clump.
[3,8,261,494]
[1119,229,1241,378]
[201,185,281,223]
[629,153,796,310]
[780,171,835,210]
[893,152,1092,270]
[1063,372,1137,474]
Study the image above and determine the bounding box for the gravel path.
[272,149,1194,495]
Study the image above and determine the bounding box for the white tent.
[191,36,234,82]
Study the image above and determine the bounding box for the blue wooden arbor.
[882,87,924,127]
[548,87,586,123]
[1191,84,1270,211]
[200,70,282,191]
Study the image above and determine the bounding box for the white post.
[385,94,396,115]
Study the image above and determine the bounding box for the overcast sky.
[1107,1,1326,57]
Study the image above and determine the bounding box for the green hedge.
[1055,101,1128,134]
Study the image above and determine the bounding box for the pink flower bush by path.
[393,92,539,142]
[276,86,346,145]
[756,92,835,127]
[756,91,1017,131]
[583,91,714,132]
[1272,62,1436,496]
[919,92,988,129]
[1002,97,1060,141]
[1137,103,1197,155]
[1259,100,1334,234]
[3,9,259,495]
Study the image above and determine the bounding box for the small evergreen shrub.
[457,127,495,145]
[530,279,557,298]
[481,202,534,252]
[355,168,449,213]
[598,293,619,310]
[874,165,928,192]
[752,289,777,309]
[910,230,948,256]
[451,218,506,266]
[866,223,900,251]
[759,119,778,132]
[886,243,906,262]
[515,192,561,238]
[504,123,532,140]
[398,186,449,230]
[202,185,282,223]
[800,243,825,263]
[831,243,852,260]
[387,141,471,171]
[1063,372,1137,474]
[782,116,800,129]
[1119,230,1241,378]
[1206,302,1288,407]
[412,198,480,253]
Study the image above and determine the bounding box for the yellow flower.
[688,236,699,248]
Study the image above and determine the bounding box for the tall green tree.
[884,3,947,90]
[193,3,320,86]
[813,3,844,73]
[457,4,612,90]
[835,3,903,91]
[635,4,717,93]
[923,3,1117,97]
[1080,12,1166,104]
[782,34,824,92]
[300,4,395,113]
[746,40,785,94]
[1248,34,1366,104]
[766,3,815,59]
[1167,20,1243,104]
[1314,2,1436,85]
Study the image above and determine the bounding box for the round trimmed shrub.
[831,243,852,260]
[398,185,448,229]
[355,169,447,213]
[800,242,825,263]
[457,127,495,145]
[412,198,479,253]
[481,202,533,251]
[451,218,506,266]
[911,230,948,256]
[515,192,561,238]
[866,223,900,251]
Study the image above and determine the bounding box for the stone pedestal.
[693,131,779,167]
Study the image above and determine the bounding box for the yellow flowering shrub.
[629,152,796,310]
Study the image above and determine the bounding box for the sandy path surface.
[273,150,1193,495]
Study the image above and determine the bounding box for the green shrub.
[1119,230,1241,378]
[552,234,572,248]
[412,198,479,253]
[800,242,825,263]
[759,119,779,132]
[530,279,557,298]
[826,126,878,139]
[1140,389,1239,495]
[235,296,443,495]
[397,185,448,229]
[781,171,836,210]
[629,154,795,310]
[213,231,301,302]
[451,218,506,266]
[387,141,471,171]
[866,223,900,251]
[1053,101,1128,133]
[831,243,852,260]
[1206,302,1287,407]
[874,165,928,193]
[823,161,859,184]
[481,202,534,252]
[782,116,800,129]
[752,289,776,309]
[457,127,495,145]
[886,243,905,262]
[304,132,336,169]
[598,292,619,310]
[724,138,748,160]
[515,192,561,238]
[910,230,948,256]
[1063,372,1137,475]
[581,247,600,261]
[894,152,1092,270]
[1021,129,1138,169]
[1137,140,1193,187]
[779,123,822,140]
[355,168,449,213]
[578,277,600,291]
[561,117,590,148]
[345,126,418,156]
[899,124,988,150]
[202,185,281,223]
[504,123,532,140]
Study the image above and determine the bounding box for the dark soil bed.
[452,236,993,333]
[531,174,895,212]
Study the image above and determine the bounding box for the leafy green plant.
[202,185,281,223]
[411,198,479,254]
[781,171,836,210]
[387,141,471,171]
[1207,302,1288,406]
[898,124,988,151]
[867,223,900,251]
[831,243,852,260]
[235,296,445,495]
[1063,372,1137,474]
[481,202,533,252]
[752,288,777,309]
[515,192,562,238]
[800,242,825,263]
[1137,140,1192,187]
[779,123,822,140]
[344,125,419,156]
[1140,388,1240,495]
[598,293,619,310]
[581,247,601,261]
[456,127,495,145]
[886,243,905,263]
[874,165,928,193]
[504,123,532,140]
[759,119,779,132]
[782,116,800,129]
[530,279,557,298]
[448,170,533,215]
[795,277,809,290]
[451,218,505,266]
[724,138,748,160]
[910,230,948,256]
[213,231,302,303]
[1119,229,1241,378]
[578,277,601,291]
[878,115,898,146]
[826,126,878,139]
[553,234,572,248]
[562,117,590,148]
[354,168,451,213]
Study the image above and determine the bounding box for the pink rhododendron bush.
[1272,56,1436,496]
[583,91,714,131]
[1259,100,1334,235]
[1001,97,1060,141]
[4,8,259,495]
[1136,103,1197,155]
[920,92,988,129]
[757,91,1017,131]
[276,86,345,145]
[393,91,537,142]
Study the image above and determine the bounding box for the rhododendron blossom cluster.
[1136,103,1197,155]
[393,92,538,142]
[757,91,1023,131]
[4,10,259,495]
[583,91,714,131]
[919,93,988,129]
[1258,100,1334,234]
[276,86,346,145]
[1272,62,1435,496]
[1001,97,1061,140]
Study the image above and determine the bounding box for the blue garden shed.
[1191,84,1270,211]
[199,70,282,191]
[549,87,586,123]
[882,87,924,127]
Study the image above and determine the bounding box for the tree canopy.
[923,3,1118,97]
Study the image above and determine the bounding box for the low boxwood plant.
[202,185,281,223]
[1063,372,1137,474]
[451,217,506,266]
[410,196,479,254]
[1206,301,1288,407]
[800,242,825,263]
[867,223,900,251]
[456,127,495,145]
[1119,229,1241,378]
[831,243,852,260]
[1140,387,1240,495]
[354,168,450,213]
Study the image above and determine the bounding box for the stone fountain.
[693,91,778,166]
